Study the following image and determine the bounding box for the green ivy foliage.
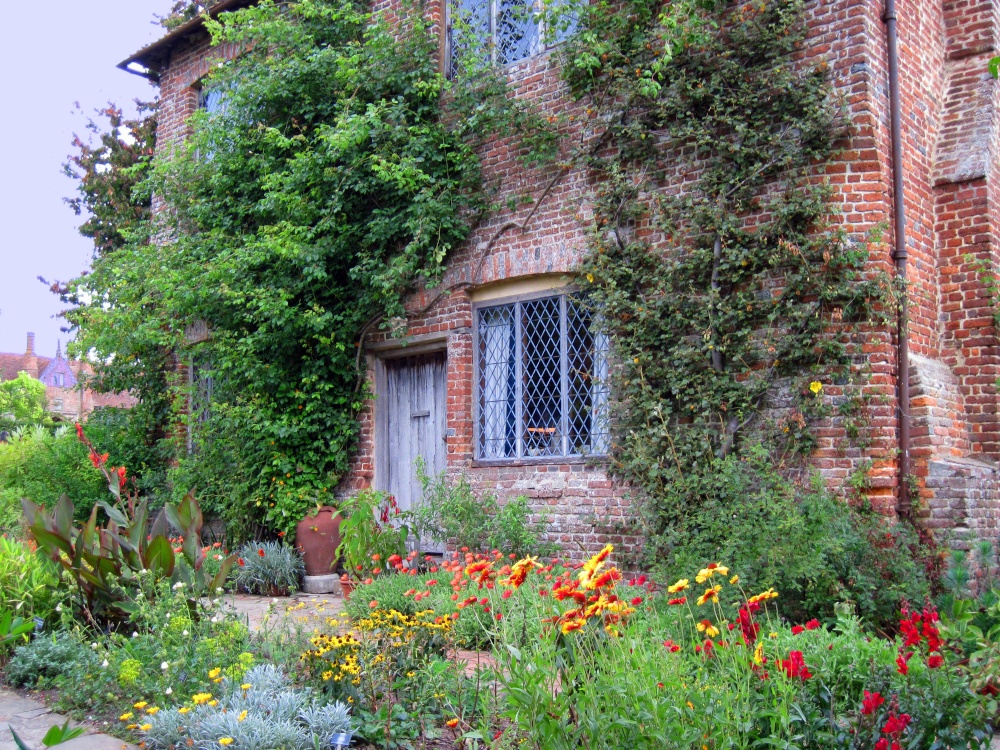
[551,0,903,574]
[65,0,550,539]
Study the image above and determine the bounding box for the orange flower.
[446,718,460,728]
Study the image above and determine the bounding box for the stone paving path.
[0,690,135,750]
[226,592,349,633]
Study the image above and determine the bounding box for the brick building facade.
[121,0,1000,558]
[0,333,135,424]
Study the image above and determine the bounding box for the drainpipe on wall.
[884,0,911,516]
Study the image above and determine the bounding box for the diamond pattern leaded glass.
[495,0,538,66]
[448,0,490,78]
[478,305,517,458]
[476,293,609,460]
[521,297,562,456]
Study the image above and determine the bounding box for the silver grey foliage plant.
[233,541,306,595]
[142,665,353,750]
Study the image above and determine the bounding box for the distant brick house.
[120,0,1000,557]
[0,332,135,424]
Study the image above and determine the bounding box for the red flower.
[630,596,643,606]
[237,558,245,567]
[258,548,266,557]
[75,423,84,440]
[791,625,805,635]
[502,590,512,600]
[896,651,912,675]
[804,619,820,630]
[662,640,680,653]
[882,712,911,735]
[668,597,687,605]
[861,690,884,715]
[778,650,812,680]
[117,466,127,488]
[89,451,109,469]
[875,740,889,750]
[927,654,943,669]
[276,531,285,537]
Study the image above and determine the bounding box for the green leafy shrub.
[642,445,933,630]
[0,426,107,528]
[5,633,94,688]
[336,489,409,580]
[412,461,555,557]
[0,536,64,623]
[233,541,304,595]
[84,407,171,509]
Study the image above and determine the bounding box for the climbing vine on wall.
[542,0,899,564]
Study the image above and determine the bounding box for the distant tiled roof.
[0,353,49,382]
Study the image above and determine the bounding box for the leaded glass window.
[475,292,609,460]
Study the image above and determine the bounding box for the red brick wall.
[144,0,1000,559]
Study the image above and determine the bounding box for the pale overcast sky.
[0,1,168,358]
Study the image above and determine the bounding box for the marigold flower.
[208,668,221,679]
[145,707,159,715]
[192,693,213,705]
[446,718,460,728]
[133,702,148,710]
[696,585,722,606]
[696,619,720,638]
[238,710,248,722]
[240,683,252,690]
[139,724,152,732]
[119,713,134,721]
[219,738,234,746]
[178,707,191,714]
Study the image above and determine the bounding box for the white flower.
[101,659,109,668]
[55,604,63,613]
[91,642,98,649]
[182,630,189,636]
[210,616,218,623]
[131,631,138,638]
[172,582,185,590]
[166,613,171,619]
[216,587,224,594]
[165,687,172,695]
[140,568,148,575]
[161,662,169,671]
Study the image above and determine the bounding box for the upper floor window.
[53,373,65,388]
[475,291,609,461]
[448,0,575,76]
[198,86,228,115]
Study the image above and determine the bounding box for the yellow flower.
[125,724,138,730]
[145,707,159,715]
[139,724,152,732]
[729,575,739,584]
[696,619,720,638]
[219,738,234,746]
[695,563,729,584]
[133,702,148,710]
[809,381,823,394]
[208,668,222,679]
[238,711,248,722]
[446,718,460,728]
[667,578,689,593]
[119,713,134,721]
[748,588,779,604]
[769,631,778,639]
[753,641,764,666]
[178,707,191,714]
[208,700,219,707]
[192,693,213,705]
[696,585,722,606]
[240,683,252,691]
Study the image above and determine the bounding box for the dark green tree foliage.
[66,0,547,538]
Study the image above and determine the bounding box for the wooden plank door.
[377,352,448,525]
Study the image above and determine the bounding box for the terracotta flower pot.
[340,577,355,601]
[295,506,342,577]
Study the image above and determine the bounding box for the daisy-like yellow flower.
[446,718,460,728]
[139,724,152,732]
[145,707,159,716]
[192,693,213,705]
[178,707,191,714]
[238,710,248,722]
[219,738,234,746]
[695,563,729,584]
[208,668,222,679]
[208,700,219,707]
[696,584,722,606]
[240,683,252,691]
[729,575,739,585]
[667,578,689,594]
[753,641,764,666]
[748,588,779,604]
[809,381,823,394]
[133,702,148,710]
[696,619,720,638]
[119,713,134,721]
[125,724,138,730]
